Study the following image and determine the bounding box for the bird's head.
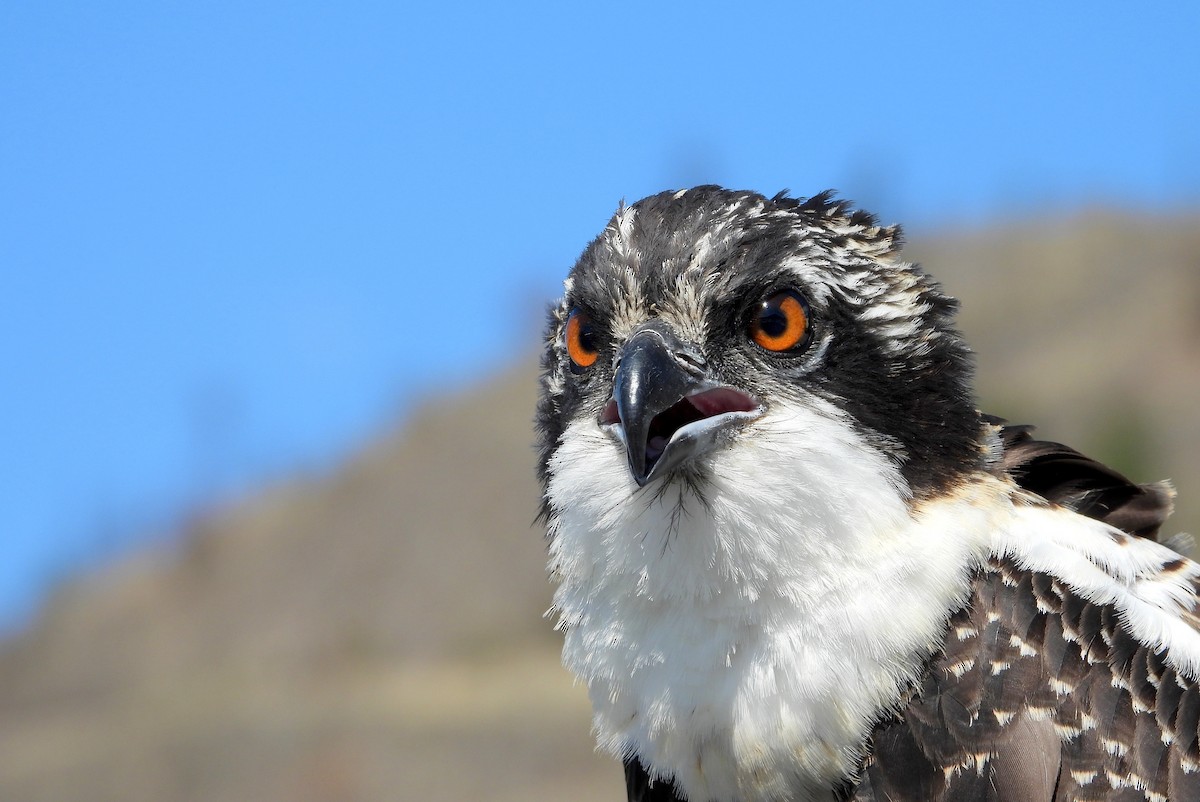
[536,187,987,583]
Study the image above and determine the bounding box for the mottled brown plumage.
[853,554,1200,801]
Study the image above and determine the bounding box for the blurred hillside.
[0,210,1197,802]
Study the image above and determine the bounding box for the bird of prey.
[535,186,1198,802]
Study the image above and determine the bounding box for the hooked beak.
[600,324,761,487]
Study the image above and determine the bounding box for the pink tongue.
[688,388,758,417]
[646,435,669,461]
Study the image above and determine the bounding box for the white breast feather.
[547,397,992,801]
[545,398,1200,802]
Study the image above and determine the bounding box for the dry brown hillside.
[0,210,1197,802]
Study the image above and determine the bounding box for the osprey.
[535,186,1198,802]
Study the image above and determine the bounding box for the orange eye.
[748,290,811,353]
[565,309,599,370]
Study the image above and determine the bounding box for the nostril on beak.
[674,350,707,376]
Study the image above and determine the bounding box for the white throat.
[545,398,997,802]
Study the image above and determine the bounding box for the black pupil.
[577,320,596,352]
[758,301,789,337]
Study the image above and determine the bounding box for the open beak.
[600,324,761,487]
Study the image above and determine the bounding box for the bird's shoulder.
[850,418,1199,801]
[851,548,1200,801]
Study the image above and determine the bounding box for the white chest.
[545,411,999,801]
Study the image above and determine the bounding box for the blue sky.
[2,3,1198,631]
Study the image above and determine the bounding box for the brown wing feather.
[986,415,1175,541]
[849,558,1200,801]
